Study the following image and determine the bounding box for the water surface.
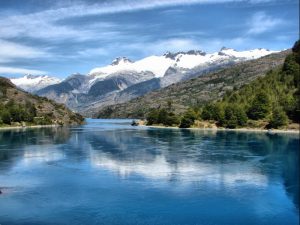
[0,119,299,225]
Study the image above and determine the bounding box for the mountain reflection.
[0,122,298,209]
[0,127,71,170]
[83,127,299,205]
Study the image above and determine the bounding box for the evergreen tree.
[146,109,159,125]
[268,106,288,128]
[0,109,11,124]
[180,109,198,128]
[201,103,224,121]
[247,92,271,120]
[221,104,247,128]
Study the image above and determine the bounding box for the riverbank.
[133,118,299,134]
[0,124,61,131]
[140,125,299,134]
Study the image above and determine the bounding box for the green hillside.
[146,40,300,129]
[0,77,84,127]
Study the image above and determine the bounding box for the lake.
[0,119,299,225]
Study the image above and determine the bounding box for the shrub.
[267,106,288,129]
[180,110,198,128]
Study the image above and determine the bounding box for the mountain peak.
[186,50,206,56]
[10,74,61,92]
[24,74,42,79]
[111,57,133,66]
[164,50,206,59]
[220,46,235,51]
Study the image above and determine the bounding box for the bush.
[267,106,288,129]
[180,110,198,128]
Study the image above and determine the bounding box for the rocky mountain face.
[95,50,291,119]
[11,48,278,115]
[0,77,84,126]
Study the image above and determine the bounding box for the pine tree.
[247,92,271,120]
[268,106,288,128]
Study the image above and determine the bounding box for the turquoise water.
[0,119,299,225]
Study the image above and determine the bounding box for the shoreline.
[1,121,298,134]
[0,124,61,131]
[144,125,299,134]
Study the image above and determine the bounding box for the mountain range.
[10,75,61,93]
[10,47,278,115]
[96,49,290,118]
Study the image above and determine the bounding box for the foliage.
[247,92,271,120]
[0,100,37,125]
[146,107,180,126]
[180,109,198,128]
[199,40,300,128]
[222,104,247,128]
[267,106,288,129]
[201,103,224,123]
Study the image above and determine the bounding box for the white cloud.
[77,47,110,57]
[0,0,276,41]
[0,39,48,63]
[106,36,277,59]
[124,38,201,55]
[0,66,47,75]
[0,0,285,76]
[247,11,285,35]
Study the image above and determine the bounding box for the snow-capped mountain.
[89,48,276,80]
[31,47,279,115]
[10,74,61,92]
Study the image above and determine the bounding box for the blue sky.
[0,0,298,78]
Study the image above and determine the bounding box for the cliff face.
[0,77,84,126]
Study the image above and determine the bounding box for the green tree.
[0,109,11,124]
[146,109,159,125]
[247,92,271,120]
[268,106,288,128]
[201,103,224,121]
[223,104,247,128]
[157,109,167,124]
[223,105,238,128]
[180,109,198,128]
[163,112,180,126]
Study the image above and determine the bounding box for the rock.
[131,120,139,126]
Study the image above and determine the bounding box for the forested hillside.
[146,40,300,129]
[0,77,84,127]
